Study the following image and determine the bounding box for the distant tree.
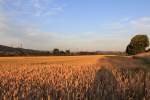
[53,48,60,55]
[60,50,66,55]
[65,50,70,55]
[126,35,149,55]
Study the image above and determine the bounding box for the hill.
[0,45,125,56]
[0,45,50,56]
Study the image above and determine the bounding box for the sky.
[0,0,150,51]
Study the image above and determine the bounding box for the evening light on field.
[0,0,150,100]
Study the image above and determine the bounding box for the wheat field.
[0,55,150,100]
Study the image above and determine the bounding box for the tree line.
[52,49,71,56]
[1,34,149,56]
[52,34,150,56]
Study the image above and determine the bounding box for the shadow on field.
[87,67,147,100]
[88,56,150,100]
[86,68,119,100]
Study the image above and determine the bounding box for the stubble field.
[0,55,150,100]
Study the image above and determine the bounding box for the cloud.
[101,17,150,38]
[0,0,65,17]
[0,0,67,49]
[130,17,150,34]
[87,17,150,51]
[0,14,55,49]
[0,12,21,46]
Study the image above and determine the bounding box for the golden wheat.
[0,55,149,100]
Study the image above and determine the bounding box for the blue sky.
[0,0,150,51]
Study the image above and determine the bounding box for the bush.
[126,35,149,55]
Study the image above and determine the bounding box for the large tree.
[126,35,149,55]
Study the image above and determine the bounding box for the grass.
[0,55,149,100]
